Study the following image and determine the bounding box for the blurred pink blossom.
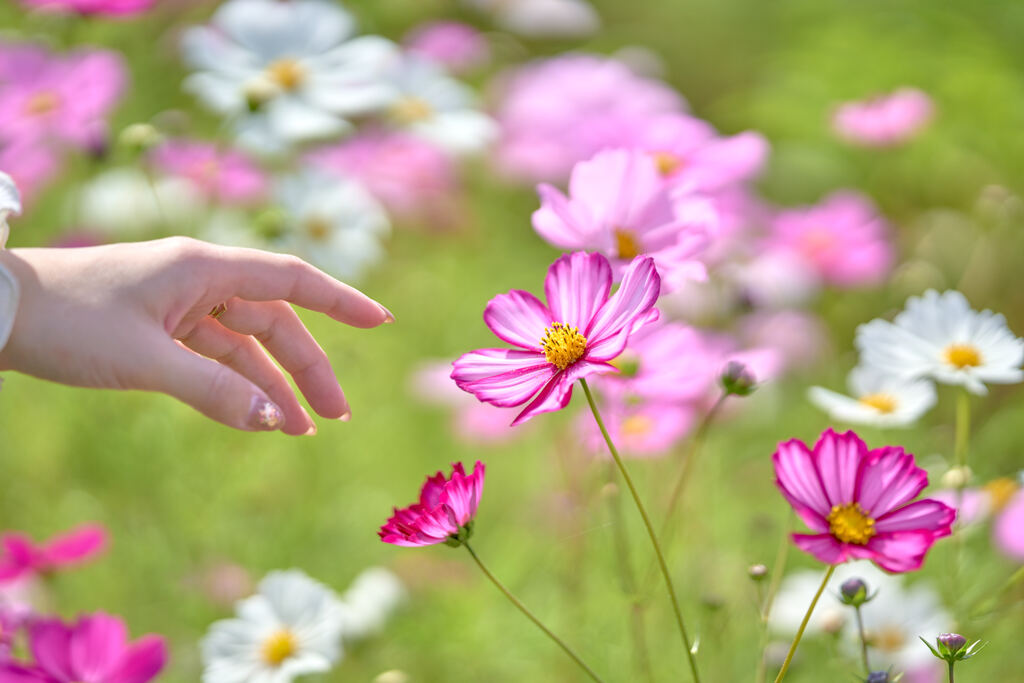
[405,21,489,74]
[766,191,894,288]
[20,0,155,16]
[833,88,933,147]
[533,148,716,291]
[631,113,769,194]
[739,310,829,372]
[930,488,991,528]
[410,362,524,445]
[579,398,694,457]
[0,44,127,151]
[994,489,1024,561]
[149,139,267,205]
[307,132,460,225]
[0,612,166,682]
[0,523,108,584]
[494,54,684,182]
[0,140,60,206]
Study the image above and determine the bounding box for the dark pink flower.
[149,139,267,205]
[0,612,166,683]
[19,0,155,16]
[379,462,485,547]
[405,21,489,74]
[774,429,954,573]
[452,251,660,425]
[0,524,108,584]
[832,88,933,147]
[533,149,717,291]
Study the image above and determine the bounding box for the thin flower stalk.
[774,565,836,683]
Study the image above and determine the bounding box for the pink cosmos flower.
[629,113,769,193]
[451,251,660,425]
[832,88,933,147]
[410,362,524,445]
[0,524,108,584]
[307,132,459,223]
[774,429,955,573]
[19,0,155,16]
[994,490,1024,561]
[0,612,166,683]
[930,488,991,528]
[766,191,894,288]
[579,398,693,458]
[379,462,485,547]
[533,149,717,291]
[405,21,489,74]
[0,46,126,152]
[148,140,267,205]
[494,54,685,182]
[0,141,60,206]
[739,310,829,373]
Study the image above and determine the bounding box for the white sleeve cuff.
[0,261,19,353]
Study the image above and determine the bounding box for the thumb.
[150,341,285,432]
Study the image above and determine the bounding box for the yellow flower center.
[985,477,1019,511]
[944,343,982,369]
[858,393,898,414]
[621,415,655,437]
[651,150,683,176]
[827,502,876,545]
[614,228,642,260]
[265,58,306,91]
[25,91,59,116]
[261,629,298,665]
[305,216,331,241]
[391,96,434,124]
[540,322,587,370]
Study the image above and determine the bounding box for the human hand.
[0,237,393,435]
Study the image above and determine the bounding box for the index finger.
[197,244,394,328]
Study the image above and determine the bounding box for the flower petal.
[791,533,849,565]
[585,256,661,359]
[29,620,75,681]
[38,524,108,568]
[483,290,553,350]
[875,499,955,535]
[811,429,866,507]
[109,636,167,683]
[855,446,928,518]
[543,251,611,331]
[451,349,555,407]
[70,613,129,680]
[862,531,937,573]
[773,438,831,526]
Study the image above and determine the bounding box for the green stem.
[580,378,702,683]
[854,606,871,674]
[954,390,971,472]
[952,390,971,608]
[774,565,836,683]
[463,542,606,683]
[948,660,955,683]
[604,465,656,683]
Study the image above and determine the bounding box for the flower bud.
[940,466,972,489]
[748,564,768,581]
[118,123,162,154]
[839,577,871,606]
[721,361,757,396]
[866,672,889,683]
[937,633,967,653]
[921,632,985,663]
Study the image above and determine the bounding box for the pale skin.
[0,237,393,435]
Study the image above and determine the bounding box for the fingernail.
[248,397,284,431]
[303,423,317,436]
[339,409,351,422]
[376,303,395,324]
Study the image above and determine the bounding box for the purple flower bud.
[866,672,889,683]
[839,577,869,606]
[721,361,757,396]
[938,633,967,652]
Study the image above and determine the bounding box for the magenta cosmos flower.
[0,524,108,584]
[19,0,155,16]
[452,251,660,425]
[379,462,485,547]
[533,149,716,291]
[0,612,166,683]
[405,21,489,74]
[774,429,954,573]
[148,139,267,205]
[832,88,933,147]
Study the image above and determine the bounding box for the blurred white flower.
[856,289,1024,395]
[0,171,21,248]
[276,170,390,281]
[201,569,347,683]
[182,0,399,155]
[770,561,951,673]
[808,365,936,427]
[466,0,600,38]
[384,57,497,155]
[341,567,406,641]
[77,168,203,236]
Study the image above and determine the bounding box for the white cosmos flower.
[808,365,936,427]
[465,0,600,38]
[182,0,400,155]
[384,57,497,155]
[201,570,347,683]
[77,168,204,237]
[340,567,406,641]
[769,561,951,672]
[276,170,390,281]
[856,289,1024,395]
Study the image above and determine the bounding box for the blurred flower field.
[1,0,1024,681]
